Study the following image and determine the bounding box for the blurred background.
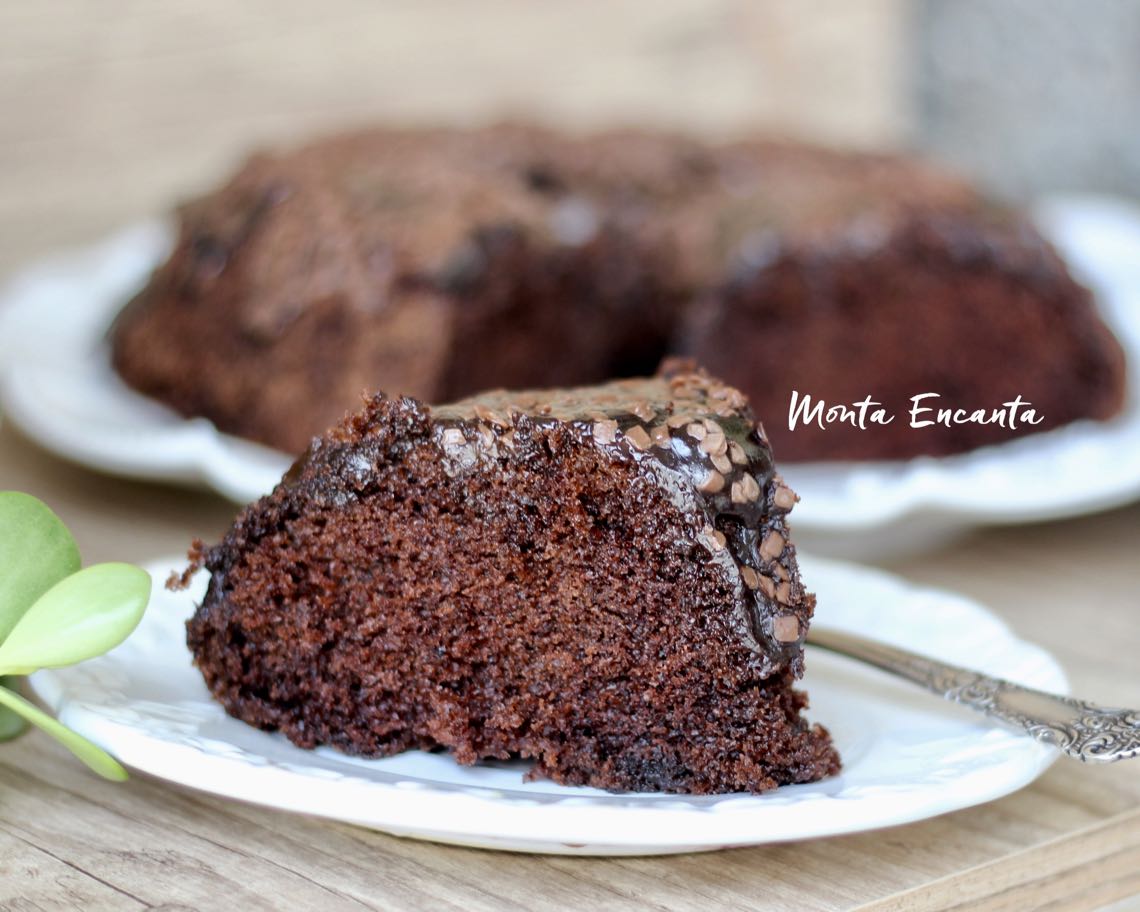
[3,0,1139,277]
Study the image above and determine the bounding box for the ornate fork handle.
[807,627,1140,763]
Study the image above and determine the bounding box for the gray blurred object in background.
[914,0,1140,200]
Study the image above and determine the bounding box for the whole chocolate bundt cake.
[181,366,840,794]
[112,124,1126,461]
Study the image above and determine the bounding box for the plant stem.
[0,684,128,780]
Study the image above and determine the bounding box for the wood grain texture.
[0,827,147,912]
[853,809,1140,912]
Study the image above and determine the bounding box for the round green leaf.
[0,684,127,780]
[0,492,81,643]
[0,563,150,674]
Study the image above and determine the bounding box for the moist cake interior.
[185,371,839,793]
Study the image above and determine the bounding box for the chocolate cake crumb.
[185,367,839,794]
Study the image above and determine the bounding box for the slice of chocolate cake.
[182,366,839,794]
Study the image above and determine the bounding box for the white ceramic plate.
[29,554,1064,855]
[2,199,1138,552]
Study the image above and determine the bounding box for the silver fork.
[807,627,1140,762]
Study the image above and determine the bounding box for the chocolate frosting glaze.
[273,363,812,676]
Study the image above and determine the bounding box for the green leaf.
[0,492,82,643]
[0,563,150,675]
[0,676,29,741]
[0,684,127,780]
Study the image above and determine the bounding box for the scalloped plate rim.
[28,554,1065,854]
